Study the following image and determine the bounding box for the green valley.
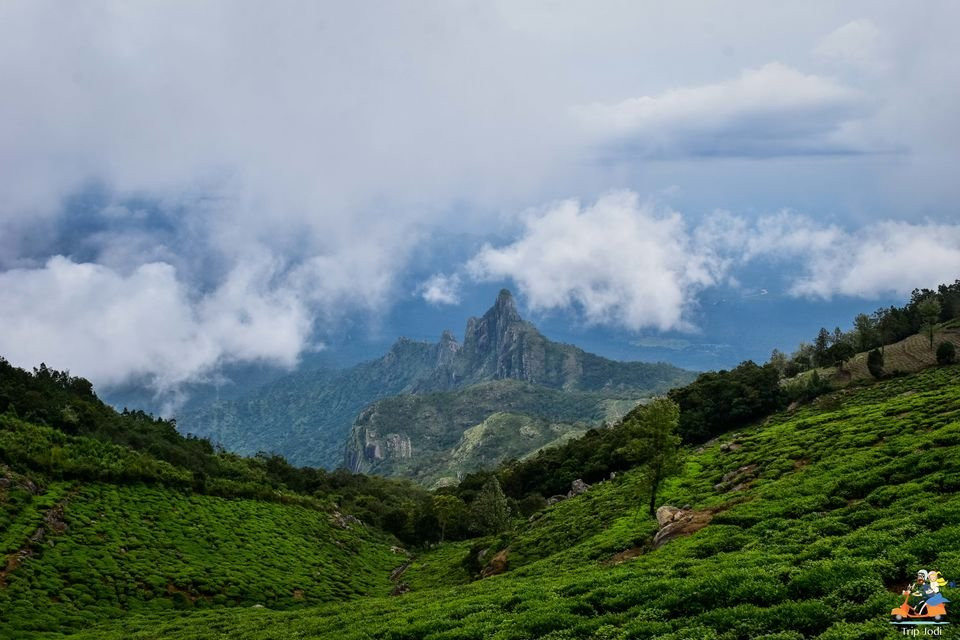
[42,364,960,640]
[4,286,960,639]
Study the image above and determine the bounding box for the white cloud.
[417,274,462,306]
[732,215,960,299]
[0,256,311,391]
[467,192,723,331]
[572,63,867,157]
[464,192,960,331]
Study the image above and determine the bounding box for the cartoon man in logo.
[909,570,932,611]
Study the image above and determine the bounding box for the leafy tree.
[918,297,942,349]
[432,494,465,543]
[785,343,814,377]
[470,477,510,535]
[619,397,682,516]
[867,349,884,379]
[875,306,912,353]
[828,341,855,371]
[787,370,833,403]
[936,341,956,366]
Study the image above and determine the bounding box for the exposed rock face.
[457,290,546,384]
[329,511,363,529]
[181,290,693,470]
[346,424,413,474]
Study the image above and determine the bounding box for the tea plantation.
[42,365,960,639]
[0,473,401,638]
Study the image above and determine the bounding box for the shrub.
[936,341,956,365]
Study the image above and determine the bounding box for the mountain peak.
[487,288,521,324]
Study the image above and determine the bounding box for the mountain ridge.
[177,291,694,468]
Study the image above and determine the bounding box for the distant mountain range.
[177,290,696,472]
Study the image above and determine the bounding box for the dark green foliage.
[936,340,956,365]
[0,358,214,474]
[469,477,510,535]
[667,361,785,444]
[918,296,942,349]
[814,328,831,367]
[866,349,884,379]
[827,341,856,370]
[0,358,441,545]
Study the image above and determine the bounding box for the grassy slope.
[0,474,403,639]
[60,365,960,639]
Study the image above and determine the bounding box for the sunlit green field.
[35,365,959,639]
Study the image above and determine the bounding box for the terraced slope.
[61,365,960,639]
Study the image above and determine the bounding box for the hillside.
[178,290,693,468]
[798,323,960,387]
[344,379,643,486]
[0,416,408,640]
[45,364,960,640]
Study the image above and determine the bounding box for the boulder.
[655,505,684,528]
[653,509,713,548]
[547,494,567,505]
[568,478,590,497]
[481,548,509,578]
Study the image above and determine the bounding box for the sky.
[1,1,960,401]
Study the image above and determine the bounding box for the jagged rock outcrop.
[345,422,414,474]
